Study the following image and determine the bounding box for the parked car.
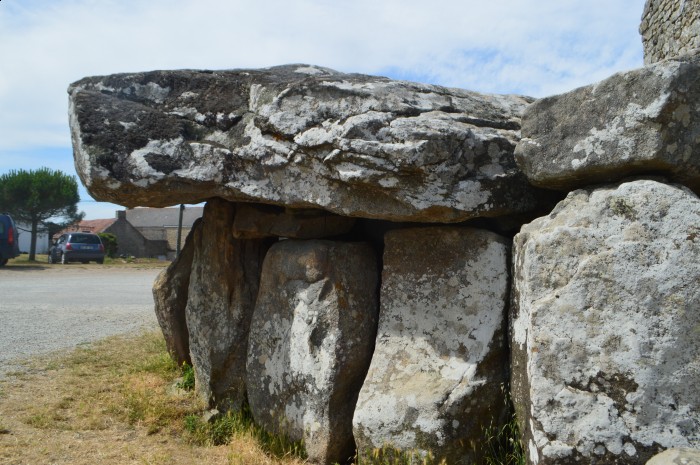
[49,232,105,264]
[0,214,21,266]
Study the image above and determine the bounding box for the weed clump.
[183,403,307,459]
[177,362,195,391]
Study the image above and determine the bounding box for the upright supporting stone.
[247,240,379,465]
[186,198,273,409]
[511,180,700,465]
[353,227,510,464]
[152,218,200,366]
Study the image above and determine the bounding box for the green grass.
[177,362,196,391]
[482,414,526,465]
[184,403,307,459]
[3,329,525,465]
[6,253,168,267]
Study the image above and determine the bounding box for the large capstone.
[186,198,273,409]
[68,64,541,223]
[515,55,700,194]
[511,179,700,465]
[353,227,510,464]
[246,239,379,465]
[152,217,199,366]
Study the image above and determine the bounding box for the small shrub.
[97,233,118,258]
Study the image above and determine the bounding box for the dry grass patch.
[0,330,523,465]
[6,254,169,269]
[0,331,306,465]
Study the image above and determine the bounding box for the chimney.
[117,210,126,220]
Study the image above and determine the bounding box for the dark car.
[0,214,21,266]
[49,232,105,264]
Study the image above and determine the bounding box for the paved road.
[0,264,163,376]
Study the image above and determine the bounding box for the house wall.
[16,223,49,254]
[640,0,700,63]
[105,217,168,258]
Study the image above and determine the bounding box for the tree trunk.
[29,219,38,261]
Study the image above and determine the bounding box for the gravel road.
[0,264,164,377]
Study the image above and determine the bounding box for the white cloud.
[0,0,645,216]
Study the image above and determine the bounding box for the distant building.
[124,206,204,255]
[58,206,203,259]
[16,222,50,254]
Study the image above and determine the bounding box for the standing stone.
[353,227,510,464]
[186,198,273,409]
[511,180,700,465]
[246,240,379,465]
[515,55,700,194]
[152,217,200,366]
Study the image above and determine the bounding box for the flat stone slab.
[232,203,356,239]
[511,179,700,465]
[68,64,540,223]
[515,54,700,194]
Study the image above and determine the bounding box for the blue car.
[0,214,21,267]
[49,232,106,264]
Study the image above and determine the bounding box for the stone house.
[59,206,203,259]
[124,206,204,258]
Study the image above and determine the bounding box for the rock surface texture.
[640,0,700,64]
[185,199,273,409]
[646,448,700,465]
[152,218,199,366]
[232,203,356,239]
[511,180,700,465]
[246,240,379,465]
[515,54,700,194]
[68,64,540,223]
[69,8,700,460]
[353,227,510,464]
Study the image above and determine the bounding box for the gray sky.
[0,0,645,219]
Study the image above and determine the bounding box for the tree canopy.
[0,168,84,261]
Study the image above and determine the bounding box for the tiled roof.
[55,218,117,239]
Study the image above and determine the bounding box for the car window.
[70,234,101,244]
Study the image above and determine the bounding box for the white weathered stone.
[512,179,700,465]
[353,227,510,464]
[67,64,541,223]
[515,55,700,194]
[647,448,700,465]
[185,199,273,409]
[246,240,379,465]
